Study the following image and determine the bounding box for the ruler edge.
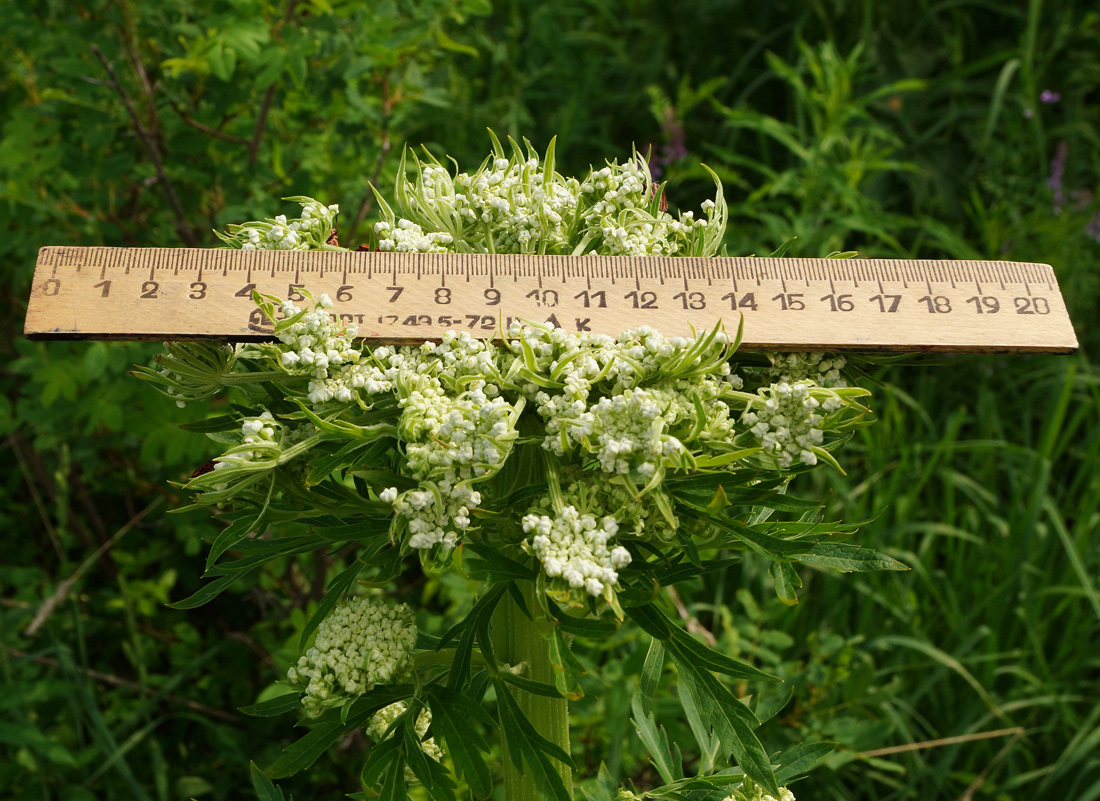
[25,246,1081,354]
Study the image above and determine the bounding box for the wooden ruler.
[24,247,1078,352]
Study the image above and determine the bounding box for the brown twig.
[248,0,300,166]
[858,727,1025,759]
[170,102,250,145]
[956,727,1025,801]
[665,585,717,647]
[7,647,242,725]
[90,44,199,247]
[352,69,395,237]
[9,434,63,561]
[25,496,165,637]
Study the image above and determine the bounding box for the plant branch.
[249,0,300,166]
[90,44,199,247]
[170,102,250,144]
[6,647,242,725]
[352,68,395,238]
[25,496,165,637]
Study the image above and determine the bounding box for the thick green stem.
[492,581,572,801]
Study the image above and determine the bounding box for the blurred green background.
[3,1,1099,799]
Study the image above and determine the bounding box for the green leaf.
[464,544,537,582]
[675,665,778,797]
[239,690,301,718]
[774,742,836,784]
[167,569,253,609]
[500,674,566,698]
[799,542,908,572]
[179,414,239,433]
[770,561,802,605]
[250,761,285,801]
[265,685,412,779]
[639,639,665,715]
[441,583,508,691]
[206,510,266,570]
[630,694,680,785]
[546,628,585,700]
[494,678,574,801]
[427,685,495,798]
[628,604,777,683]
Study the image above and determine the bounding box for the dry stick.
[9,435,63,561]
[956,727,1024,801]
[248,0,299,167]
[90,44,199,248]
[352,69,394,237]
[6,647,241,725]
[857,727,1025,759]
[665,585,717,647]
[170,102,250,145]
[25,496,165,637]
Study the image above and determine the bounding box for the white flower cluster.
[374,218,454,253]
[271,295,362,404]
[723,781,795,801]
[366,702,444,768]
[546,387,688,476]
[743,381,844,468]
[373,136,726,258]
[579,159,718,257]
[522,506,631,599]
[382,483,482,551]
[450,156,580,253]
[287,597,417,718]
[216,196,340,251]
[768,352,848,388]
[379,363,519,550]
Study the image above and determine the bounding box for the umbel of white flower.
[287,597,417,718]
[370,133,728,258]
[723,781,796,801]
[743,380,846,469]
[522,506,631,600]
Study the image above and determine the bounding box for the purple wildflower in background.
[1087,209,1100,243]
[648,108,687,179]
[1048,141,1068,215]
[1040,89,1061,104]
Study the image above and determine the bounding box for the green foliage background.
[2,1,1098,799]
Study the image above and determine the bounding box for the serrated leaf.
[628,604,777,683]
[250,761,285,801]
[675,665,778,796]
[442,583,508,691]
[427,685,494,798]
[239,690,301,718]
[799,542,908,572]
[630,694,680,784]
[494,679,573,801]
[639,639,664,715]
[770,561,801,605]
[500,674,566,699]
[167,569,252,609]
[265,685,412,779]
[774,741,836,783]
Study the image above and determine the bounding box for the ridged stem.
[492,580,572,801]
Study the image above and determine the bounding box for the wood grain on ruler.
[24,247,1079,353]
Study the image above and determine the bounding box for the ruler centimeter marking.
[23,247,1078,353]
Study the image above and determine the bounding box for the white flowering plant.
[137,137,906,801]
